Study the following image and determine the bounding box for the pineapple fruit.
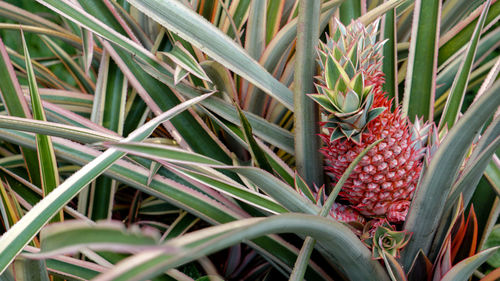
[310,20,424,223]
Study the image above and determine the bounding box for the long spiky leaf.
[0,93,214,274]
[21,32,62,222]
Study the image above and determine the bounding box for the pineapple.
[310,20,423,223]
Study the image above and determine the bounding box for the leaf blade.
[21,32,61,222]
[402,0,441,121]
[128,0,294,110]
[0,93,214,274]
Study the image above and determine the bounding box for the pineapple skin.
[321,96,422,222]
[313,19,425,223]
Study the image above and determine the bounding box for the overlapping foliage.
[0,0,499,280]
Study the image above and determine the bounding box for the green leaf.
[0,116,121,144]
[163,212,199,240]
[342,90,360,113]
[88,52,126,220]
[0,37,41,189]
[483,225,500,268]
[358,0,406,27]
[169,166,287,214]
[293,0,322,187]
[22,32,61,222]
[265,0,284,43]
[243,0,267,114]
[294,173,315,203]
[11,257,49,281]
[325,55,340,90]
[81,28,94,75]
[224,167,319,214]
[43,255,103,280]
[448,116,500,207]
[106,142,225,166]
[89,214,389,281]
[439,0,491,130]
[435,28,500,101]
[40,35,95,94]
[309,94,338,113]
[173,66,189,85]
[382,6,398,102]
[351,73,364,97]
[132,58,295,154]
[0,129,328,281]
[235,105,274,173]
[257,0,341,86]
[201,110,295,186]
[403,0,441,121]
[38,0,233,164]
[160,42,210,82]
[485,160,500,196]
[0,93,214,274]
[401,78,500,269]
[148,161,162,186]
[438,1,500,66]
[26,221,161,258]
[339,0,360,25]
[289,237,316,281]
[381,252,407,281]
[7,45,75,91]
[367,107,386,123]
[127,0,293,110]
[200,60,237,100]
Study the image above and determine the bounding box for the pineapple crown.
[309,19,387,144]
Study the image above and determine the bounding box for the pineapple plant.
[0,0,499,281]
[310,20,423,223]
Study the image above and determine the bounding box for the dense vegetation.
[0,0,499,280]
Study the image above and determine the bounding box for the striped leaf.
[0,93,213,273]
[21,32,62,223]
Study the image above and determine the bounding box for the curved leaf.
[358,0,406,27]
[438,1,500,66]
[0,93,213,274]
[235,105,273,173]
[105,142,225,166]
[160,42,210,82]
[435,27,500,102]
[103,141,307,215]
[36,0,233,164]
[449,116,500,207]
[128,0,294,110]
[402,77,500,269]
[224,167,319,214]
[291,139,383,280]
[26,221,162,258]
[441,247,500,281]
[134,59,295,154]
[170,166,287,214]
[92,214,390,281]
[0,129,328,281]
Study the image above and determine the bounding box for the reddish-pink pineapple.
[310,20,423,223]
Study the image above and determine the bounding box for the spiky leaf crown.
[310,19,387,144]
